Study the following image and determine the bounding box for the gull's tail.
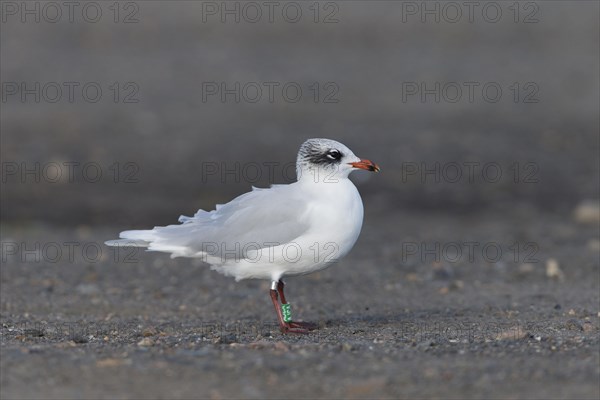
[104,230,155,248]
[104,223,200,258]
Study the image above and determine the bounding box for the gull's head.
[296,138,380,182]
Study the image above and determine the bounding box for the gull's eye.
[326,149,342,160]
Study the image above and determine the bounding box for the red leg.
[269,287,310,334]
[275,281,317,331]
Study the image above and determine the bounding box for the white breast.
[309,179,364,254]
[278,178,364,276]
[209,178,364,281]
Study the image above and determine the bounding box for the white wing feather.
[106,184,311,262]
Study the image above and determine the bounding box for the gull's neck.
[296,166,351,185]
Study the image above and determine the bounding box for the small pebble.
[546,259,564,280]
[218,334,238,344]
[565,319,584,331]
[582,321,595,333]
[449,280,464,290]
[416,340,435,350]
[574,200,600,224]
[137,337,154,346]
[71,335,88,344]
[142,328,157,337]
[518,263,536,275]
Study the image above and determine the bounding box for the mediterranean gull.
[106,138,380,333]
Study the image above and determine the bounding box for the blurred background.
[2,1,598,227]
[1,2,599,399]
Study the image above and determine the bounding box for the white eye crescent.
[327,150,341,160]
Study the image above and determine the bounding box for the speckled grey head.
[296,138,368,181]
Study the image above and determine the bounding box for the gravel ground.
[1,1,599,399]
[1,207,599,399]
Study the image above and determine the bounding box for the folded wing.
[105,184,311,263]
